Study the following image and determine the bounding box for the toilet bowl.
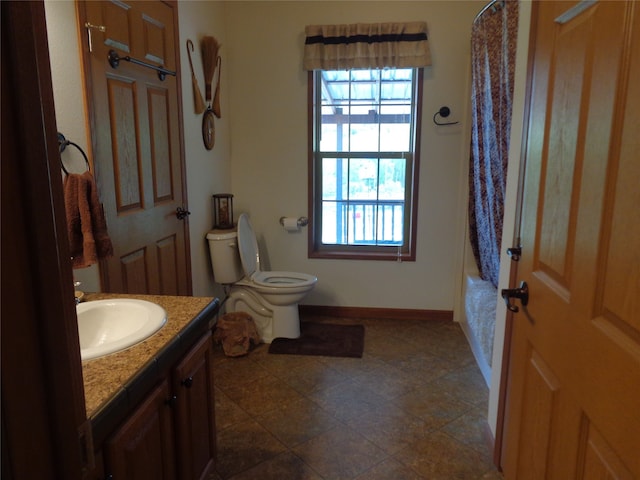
[206,213,317,343]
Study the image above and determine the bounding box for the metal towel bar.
[107,49,176,81]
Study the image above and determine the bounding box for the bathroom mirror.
[47,1,193,296]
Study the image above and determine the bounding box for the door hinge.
[507,246,522,262]
[78,419,96,476]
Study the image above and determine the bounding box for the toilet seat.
[237,213,316,289]
[252,271,316,287]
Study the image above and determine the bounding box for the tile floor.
[211,314,503,480]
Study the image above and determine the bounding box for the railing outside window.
[322,200,404,246]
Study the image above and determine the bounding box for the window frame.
[307,68,423,261]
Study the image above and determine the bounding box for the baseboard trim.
[299,305,453,322]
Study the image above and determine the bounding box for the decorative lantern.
[212,194,234,229]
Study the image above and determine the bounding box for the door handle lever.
[501,281,529,313]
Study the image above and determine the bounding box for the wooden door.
[502,1,640,478]
[2,2,94,478]
[172,332,216,480]
[105,379,176,480]
[78,1,191,295]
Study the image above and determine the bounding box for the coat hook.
[433,106,459,126]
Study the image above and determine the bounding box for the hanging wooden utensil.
[201,36,220,105]
[202,109,215,150]
[201,36,220,150]
[213,56,222,118]
[186,39,205,114]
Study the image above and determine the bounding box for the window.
[308,67,423,260]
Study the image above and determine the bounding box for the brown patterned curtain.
[469,0,519,287]
[303,22,432,70]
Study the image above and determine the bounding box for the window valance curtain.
[303,22,432,70]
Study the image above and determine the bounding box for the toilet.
[206,213,317,343]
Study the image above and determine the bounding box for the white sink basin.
[77,299,167,360]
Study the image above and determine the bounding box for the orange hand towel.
[64,171,113,268]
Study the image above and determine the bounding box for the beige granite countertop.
[81,293,216,418]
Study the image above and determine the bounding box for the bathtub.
[460,274,498,386]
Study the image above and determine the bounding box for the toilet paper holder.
[279,216,309,228]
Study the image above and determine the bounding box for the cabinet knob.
[165,395,177,407]
[181,376,194,388]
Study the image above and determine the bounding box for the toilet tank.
[206,229,244,284]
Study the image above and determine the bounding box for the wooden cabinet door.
[502,1,640,478]
[172,331,216,480]
[78,1,191,295]
[105,379,176,480]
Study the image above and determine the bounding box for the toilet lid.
[236,213,260,277]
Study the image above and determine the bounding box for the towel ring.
[58,132,90,175]
[433,106,459,126]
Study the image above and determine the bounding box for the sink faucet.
[74,281,82,305]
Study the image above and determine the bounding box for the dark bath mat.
[268,322,365,358]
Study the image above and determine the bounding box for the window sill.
[308,249,415,262]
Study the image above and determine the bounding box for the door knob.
[501,281,529,313]
[176,206,191,220]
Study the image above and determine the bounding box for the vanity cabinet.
[173,331,217,480]
[103,331,216,480]
[105,379,177,479]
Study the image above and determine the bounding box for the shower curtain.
[469,0,519,288]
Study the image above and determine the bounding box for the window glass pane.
[320,106,349,152]
[380,68,412,81]
[378,158,406,200]
[379,104,411,151]
[381,68,412,100]
[349,114,379,152]
[322,158,348,200]
[349,158,378,200]
[347,203,377,245]
[322,158,337,200]
[321,70,349,103]
[376,203,404,244]
[321,201,338,244]
[350,69,379,102]
[322,200,352,245]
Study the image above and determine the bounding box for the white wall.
[225,1,483,310]
[45,1,504,314]
[177,2,231,298]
